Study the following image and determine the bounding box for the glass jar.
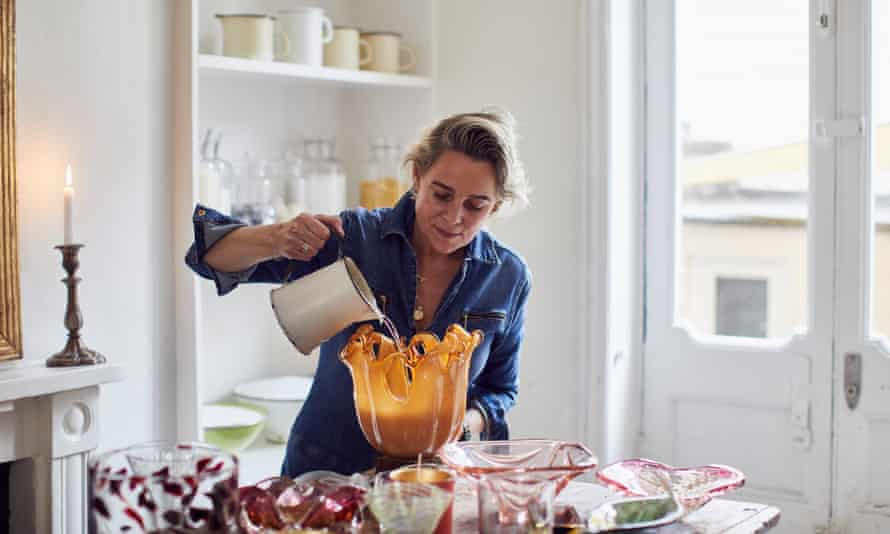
[306,138,345,215]
[267,152,304,223]
[231,153,272,225]
[198,129,233,214]
[362,138,404,209]
[212,133,234,215]
[387,141,409,204]
[230,152,253,223]
[255,157,277,225]
[284,149,307,220]
[361,139,387,209]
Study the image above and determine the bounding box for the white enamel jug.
[271,256,380,355]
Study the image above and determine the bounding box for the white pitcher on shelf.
[276,6,334,67]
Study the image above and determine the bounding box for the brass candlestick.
[46,244,106,367]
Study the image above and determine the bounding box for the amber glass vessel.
[339,323,483,459]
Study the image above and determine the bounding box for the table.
[451,480,781,533]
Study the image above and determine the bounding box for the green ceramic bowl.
[202,402,267,453]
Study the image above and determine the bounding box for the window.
[715,277,767,338]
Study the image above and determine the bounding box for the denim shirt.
[185,193,531,476]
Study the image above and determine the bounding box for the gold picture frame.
[0,0,21,361]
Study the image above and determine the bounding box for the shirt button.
[197,209,206,216]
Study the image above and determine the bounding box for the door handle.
[844,352,862,410]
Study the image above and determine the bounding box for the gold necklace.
[413,274,426,322]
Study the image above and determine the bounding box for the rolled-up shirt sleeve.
[468,274,531,440]
[184,204,340,296]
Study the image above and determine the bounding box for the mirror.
[1,0,22,361]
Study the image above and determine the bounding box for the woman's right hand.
[273,213,345,261]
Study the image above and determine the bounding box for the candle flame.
[65,164,73,187]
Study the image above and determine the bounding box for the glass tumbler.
[369,473,450,534]
[386,464,456,534]
[477,472,556,534]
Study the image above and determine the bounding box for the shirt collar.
[381,193,501,264]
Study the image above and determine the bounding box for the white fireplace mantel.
[0,360,124,534]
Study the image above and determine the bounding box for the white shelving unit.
[174,0,436,481]
[199,54,433,89]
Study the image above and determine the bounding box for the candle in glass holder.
[390,464,456,534]
[63,164,74,244]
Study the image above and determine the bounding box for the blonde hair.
[404,109,530,212]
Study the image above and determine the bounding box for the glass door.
[833,1,890,531]
[643,1,834,530]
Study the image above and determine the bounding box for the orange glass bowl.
[339,323,483,459]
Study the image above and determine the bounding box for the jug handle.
[279,232,344,284]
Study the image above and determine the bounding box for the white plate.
[233,375,313,402]
[202,404,265,429]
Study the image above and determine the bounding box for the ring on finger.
[301,242,311,253]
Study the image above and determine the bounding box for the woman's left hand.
[463,408,485,439]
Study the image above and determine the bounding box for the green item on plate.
[613,496,679,524]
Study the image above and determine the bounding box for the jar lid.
[215,13,275,20]
[360,30,402,37]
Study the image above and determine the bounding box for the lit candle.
[63,164,74,245]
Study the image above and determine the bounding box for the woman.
[185,110,532,476]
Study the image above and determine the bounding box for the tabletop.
[451,480,781,533]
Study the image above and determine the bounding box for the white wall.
[14,0,590,451]
[16,0,177,448]
[435,0,585,442]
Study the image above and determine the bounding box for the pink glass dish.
[596,458,745,509]
[438,439,598,493]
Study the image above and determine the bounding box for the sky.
[678,0,889,153]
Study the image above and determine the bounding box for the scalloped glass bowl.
[438,439,599,493]
[339,324,483,459]
[596,458,745,509]
[439,440,599,532]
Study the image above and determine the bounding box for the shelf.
[199,54,433,90]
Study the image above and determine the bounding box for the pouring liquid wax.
[271,253,482,457]
[339,322,483,459]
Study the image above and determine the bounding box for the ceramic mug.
[324,26,372,70]
[276,6,333,66]
[360,31,416,74]
[217,14,283,62]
